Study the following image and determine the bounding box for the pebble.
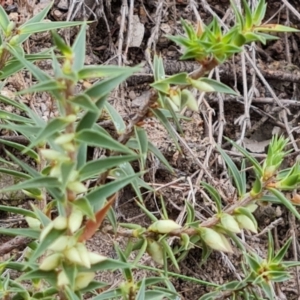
[128,90,136,100]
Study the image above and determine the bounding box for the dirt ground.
[1,0,300,299]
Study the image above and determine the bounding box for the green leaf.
[136,278,146,300]
[0,93,29,111]
[75,129,135,155]
[72,23,87,72]
[245,253,261,273]
[0,5,10,32]
[0,167,31,179]
[253,0,267,25]
[16,2,53,43]
[79,155,138,180]
[104,102,126,134]
[78,65,137,79]
[71,93,98,112]
[20,270,57,286]
[242,0,253,30]
[79,258,131,272]
[273,237,292,263]
[0,138,39,160]
[259,279,275,299]
[76,95,107,132]
[0,228,39,239]
[268,188,300,221]
[0,177,60,192]
[84,66,140,101]
[156,73,188,85]
[17,80,64,94]
[161,239,180,271]
[226,137,263,176]
[60,161,76,188]
[151,82,170,94]
[19,21,84,35]
[191,77,239,95]
[201,181,222,213]
[114,243,132,280]
[112,162,145,202]
[27,118,69,149]
[51,30,72,56]
[152,55,165,81]
[134,238,148,265]
[85,172,143,208]
[135,126,148,170]
[0,109,33,123]
[30,228,64,262]
[0,205,36,218]
[217,145,244,197]
[151,108,180,150]
[255,24,300,33]
[8,45,51,82]
[93,288,123,300]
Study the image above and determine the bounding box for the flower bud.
[235,214,257,233]
[63,114,77,123]
[67,181,87,194]
[169,88,181,107]
[68,208,83,233]
[53,216,68,230]
[64,246,82,265]
[188,78,215,92]
[200,227,232,252]
[40,253,61,271]
[181,89,198,111]
[76,243,91,269]
[88,252,107,264]
[40,149,66,161]
[57,270,70,287]
[9,35,20,46]
[220,214,241,233]
[54,133,75,145]
[146,239,163,265]
[148,220,181,234]
[74,272,95,290]
[219,234,233,253]
[48,236,70,252]
[5,21,16,36]
[25,216,41,230]
[61,142,76,152]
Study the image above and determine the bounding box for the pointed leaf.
[71,93,98,112]
[0,5,10,32]
[104,102,126,134]
[72,23,87,72]
[217,145,244,197]
[0,228,39,239]
[201,181,222,213]
[268,188,300,221]
[85,171,143,207]
[79,155,138,180]
[0,176,60,193]
[75,129,135,154]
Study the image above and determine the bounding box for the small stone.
[52,9,63,21]
[56,0,69,11]
[128,90,136,100]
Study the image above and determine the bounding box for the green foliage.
[0,1,299,299]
